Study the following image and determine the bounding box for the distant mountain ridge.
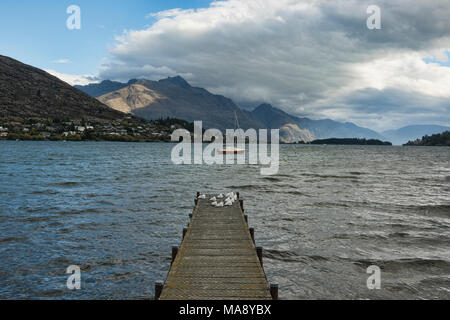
[76,76,449,143]
[75,80,129,98]
[77,77,264,131]
[251,103,385,140]
[76,78,387,140]
[383,125,450,145]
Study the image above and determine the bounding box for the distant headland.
[296,138,392,146]
[404,131,450,146]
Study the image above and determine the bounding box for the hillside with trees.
[404,131,450,146]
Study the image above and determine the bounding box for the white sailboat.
[218,111,245,154]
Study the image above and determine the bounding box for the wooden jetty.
[155,192,278,300]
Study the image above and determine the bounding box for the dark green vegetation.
[308,138,392,145]
[0,55,191,142]
[0,117,190,142]
[404,131,450,146]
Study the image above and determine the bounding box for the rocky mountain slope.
[279,123,316,143]
[78,77,265,131]
[251,103,385,140]
[0,55,124,121]
[77,78,389,140]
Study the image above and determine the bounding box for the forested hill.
[404,131,450,146]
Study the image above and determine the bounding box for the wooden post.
[155,281,163,300]
[244,215,248,224]
[270,283,279,300]
[239,199,244,211]
[189,214,193,219]
[249,228,255,244]
[256,247,263,267]
[195,192,200,205]
[183,228,188,240]
[236,192,240,199]
[172,246,179,264]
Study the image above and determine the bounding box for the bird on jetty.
[198,194,206,199]
[223,192,237,205]
[209,192,237,207]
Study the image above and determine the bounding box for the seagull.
[215,202,224,207]
[225,197,233,204]
[217,194,224,199]
[225,199,233,206]
[211,201,218,206]
[210,197,217,202]
[198,194,206,199]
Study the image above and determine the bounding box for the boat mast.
[234,111,240,130]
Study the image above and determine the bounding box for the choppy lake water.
[0,141,449,300]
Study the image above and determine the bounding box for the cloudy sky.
[1,0,449,131]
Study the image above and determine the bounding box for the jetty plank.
[159,195,272,300]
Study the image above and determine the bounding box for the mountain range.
[382,125,450,146]
[2,53,447,144]
[77,77,264,131]
[250,103,385,140]
[76,78,389,142]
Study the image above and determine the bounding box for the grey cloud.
[319,0,450,50]
[98,0,450,130]
[330,88,450,130]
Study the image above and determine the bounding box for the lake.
[0,141,449,299]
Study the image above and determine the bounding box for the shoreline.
[3,139,448,147]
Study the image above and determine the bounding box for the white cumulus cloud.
[45,69,100,86]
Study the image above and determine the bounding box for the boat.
[218,146,245,154]
[218,111,245,154]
